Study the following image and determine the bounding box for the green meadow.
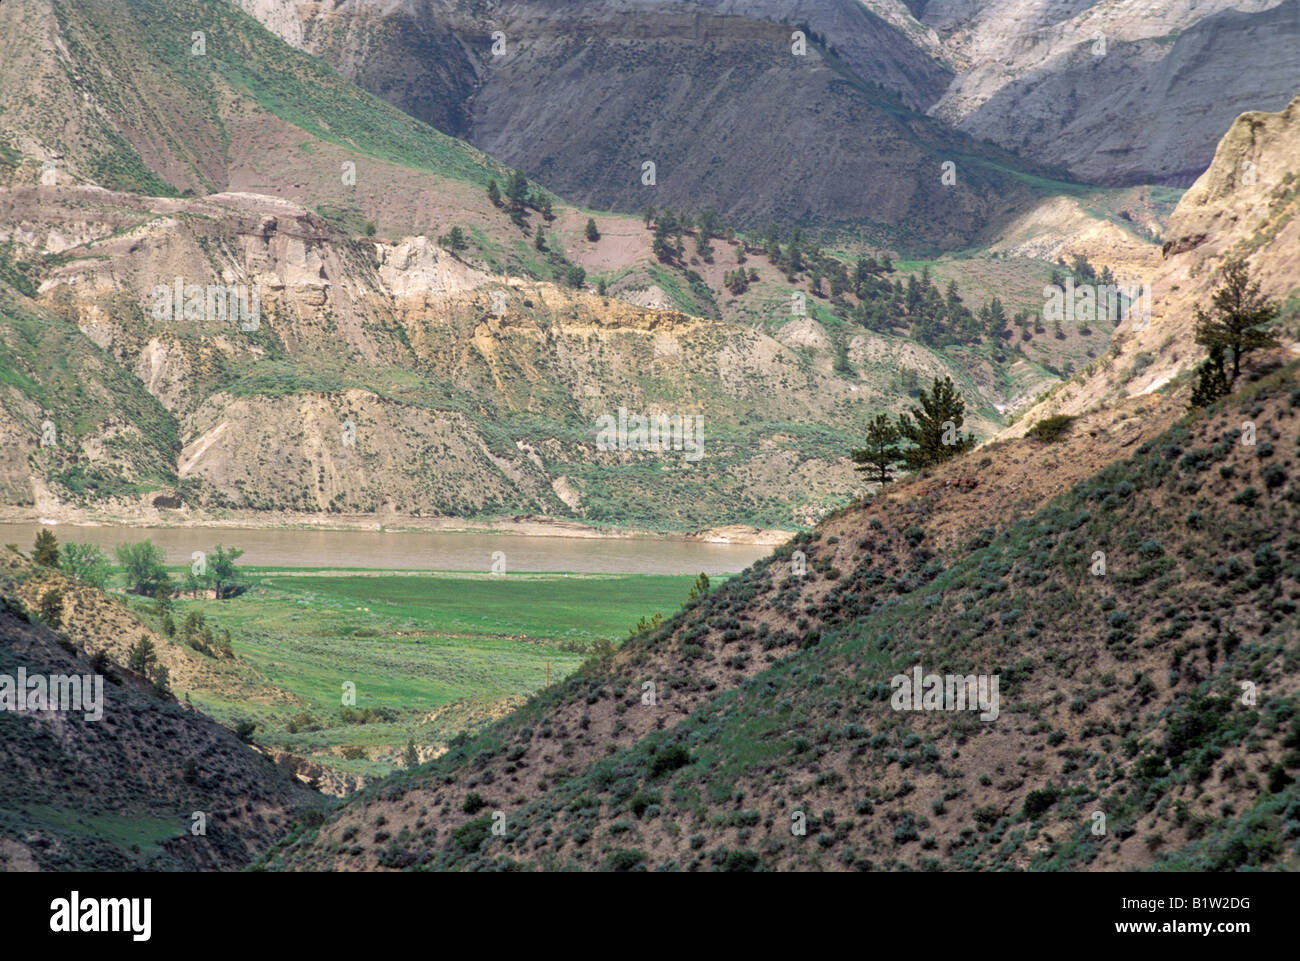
[156,569,708,781]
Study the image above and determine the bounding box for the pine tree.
[896,376,976,471]
[985,297,1007,339]
[38,589,63,629]
[128,635,157,676]
[1193,258,1279,388]
[1188,346,1231,409]
[585,217,600,242]
[505,170,530,210]
[487,178,501,207]
[32,528,59,567]
[404,739,419,768]
[851,413,902,484]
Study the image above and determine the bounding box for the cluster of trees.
[30,530,245,600]
[645,211,1020,349]
[1049,253,1115,292]
[1189,258,1280,408]
[172,609,234,658]
[723,267,757,295]
[644,207,727,265]
[851,376,977,483]
[487,170,554,231]
[850,265,1012,348]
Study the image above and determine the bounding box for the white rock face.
[922,0,1300,184]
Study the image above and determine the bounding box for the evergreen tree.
[128,635,157,676]
[486,178,501,207]
[38,589,63,629]
[585,217,600,242]
[851,413,903,484]
[32,528,59,567]
[985,297,1007,339]
[896,376,976,471]
[439,226,467,251]
[1188,346,1232,409]
[1193,258,1279,388]
[505,170,530,210]
[404,739,419,768]
[652,221,675,262]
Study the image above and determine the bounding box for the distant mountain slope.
[0,550,325,871]
[0,0,504,199]
[233,0,1300,219]
[1008,88,1300,434]
[232,0,1067,249]
[266,361,1300,872]
[921,0,1300,186]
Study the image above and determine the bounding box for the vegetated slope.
[3,176,1028,530]
[1009,88,1300,435]
[0,552,326,871]
[266,359,1300,871]
[921,0,1300,187]
[0,0,1037,532]
[0,280,180,508]
[233,0,1067,250]
[0,0,502,201]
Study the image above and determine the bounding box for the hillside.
[1008,89,1300,436]
[232,0,1072,249]
[265,357,1300,871]
[922,0,1300,187]
[0,551,325,870]
[235,0,1300,212]
[0,0,1121,533]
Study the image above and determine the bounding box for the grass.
[162,569,712,778]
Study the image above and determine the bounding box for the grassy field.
[159,569,708,783]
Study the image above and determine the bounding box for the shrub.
[647,744,691,778]
[1027,415,1075,443]
[1023,785,1060,819]
[604,849,646,871]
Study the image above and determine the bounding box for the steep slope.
[0,280,180,510]
[266,362,1300,871]
[232,0,1068,249]
[1008,89,1300,435]
[0,0,502,205]
[1,184,942,529]
[0,551,326,871]
[1,0,1052,532]
[922,0,1300,186]
[233,0,1300,214]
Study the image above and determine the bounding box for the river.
[0,523,777,575]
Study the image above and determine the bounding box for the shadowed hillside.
[0,551,326,870]
[265,361,1300,871]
